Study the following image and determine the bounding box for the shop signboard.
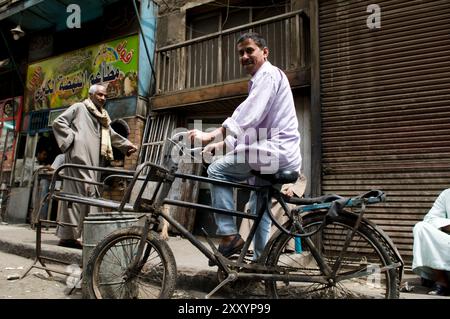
[24,34,139,112]
[0,96,22,171]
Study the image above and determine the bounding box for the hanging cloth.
[83,98,114,160]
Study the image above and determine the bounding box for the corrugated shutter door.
[319,0,450,268]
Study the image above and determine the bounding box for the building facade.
[147,0,450,269]
[0,0,158,223]
[1,0,449,270]
[143,0,313,234]
[317,0,450,268]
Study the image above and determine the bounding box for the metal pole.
[132,0,157,93]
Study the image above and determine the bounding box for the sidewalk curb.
[0,238,81,265]
[176,268,218,292]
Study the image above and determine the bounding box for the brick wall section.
[104,116,145,203]
[104,179,127,203]
[123,116,145,170]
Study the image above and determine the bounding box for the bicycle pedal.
[206,271,238,299]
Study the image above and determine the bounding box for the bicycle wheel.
[85,226,177,299]
[265,211,400,299]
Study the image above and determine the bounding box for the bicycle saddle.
[251,170,299,184]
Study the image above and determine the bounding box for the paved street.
[0,224,449,300]
[0,251,81,299]
[1,249,448,300]
[0,251,216,299]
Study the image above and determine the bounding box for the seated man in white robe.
[412,188,450,296]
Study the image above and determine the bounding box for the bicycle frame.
[129,160,285,274]
[45,135,404,298]
[114,139,399,295]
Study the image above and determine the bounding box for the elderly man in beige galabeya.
[52,84,137,248]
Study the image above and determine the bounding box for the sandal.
[428,284,450,296]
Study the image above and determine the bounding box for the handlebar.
[170,131,188,142]
[162,131,212,169]
[168,131,204,156]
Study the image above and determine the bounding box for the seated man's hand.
[38,165,53,173]
[283,188,295,198]
[126,144,138,156]
[203,141,222,155]
[281,184,295,198]
[187,129,214,146]
[202,141,225,162]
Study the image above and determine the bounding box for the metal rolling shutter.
[319,0,450,267]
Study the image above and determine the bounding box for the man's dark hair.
[237,32,267,49]
[36,148,47,155]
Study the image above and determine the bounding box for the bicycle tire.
[85,226,177,299]
[265,211,400,299]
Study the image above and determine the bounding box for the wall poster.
[24,34,139,112]
[0,96,22,172]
